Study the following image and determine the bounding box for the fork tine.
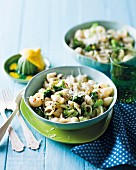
[2,89,6,103]
[0,89,25,151]
[2,88,13,110]
[6,88,13,100]
[2,89,8,103]
[2,88,12,102]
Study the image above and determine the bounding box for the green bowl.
[4,54,50,84]
[20,99,113,144]
[64,20,136,76]
[24,66,117,130]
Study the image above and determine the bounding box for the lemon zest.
[25,75,33,80]
[9,63,17,70]
[9,72,20,79]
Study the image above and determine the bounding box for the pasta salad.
[29,72,114,123]
[69,23,135,63]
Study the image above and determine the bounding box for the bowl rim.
[63,20,136,66]
[24,65,117,126]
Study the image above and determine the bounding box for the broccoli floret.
[81,105,86,113]
[93,99,103,109]
[61,80,66,88]
[84,45,92,52]
[84,44,97,52]
[73,95,84,105]
[81,105,92,118]
[53,85,63,92]
[90,91,98,100]
[91,23,99,28]
[111,39,124,49]
[44,89,53,98]
[63,109,79,118]
[33,106,44,117]
[72,38,85,49]
[79,116,88,122]
[53,80,66,92]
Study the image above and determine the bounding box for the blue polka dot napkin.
[71,102,136,169]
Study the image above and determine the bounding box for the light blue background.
[0,0,135,170]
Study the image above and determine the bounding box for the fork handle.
[17,111,41,150]
[0,109,25,152]
[0,107,18,141]
[8,125,25,152]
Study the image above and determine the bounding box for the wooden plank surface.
[0,0,23,169]
[0,0,136,170]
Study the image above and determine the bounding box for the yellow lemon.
[9,72,20,78]
[25,75,33,80]
[20,48,45,71]
[9,63,17,70]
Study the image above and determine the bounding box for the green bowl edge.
[20,98,113,144]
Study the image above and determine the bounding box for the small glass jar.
[110,58,136,103]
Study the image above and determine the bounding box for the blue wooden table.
[0,0,136,169]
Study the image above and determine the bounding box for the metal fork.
[0,93,24,152]
[2,88,41,150]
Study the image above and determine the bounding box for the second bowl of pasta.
[64,21,136,76]
[24,66,117,130]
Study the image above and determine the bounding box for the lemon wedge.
[20,48,45,71]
